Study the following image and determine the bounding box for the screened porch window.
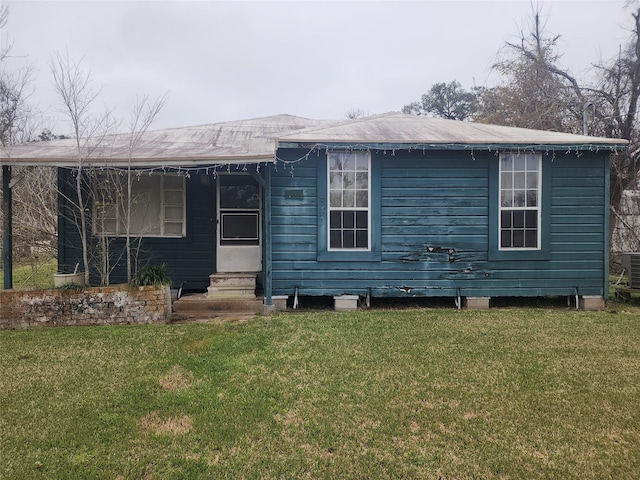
[93,173,185,237]
[328,151,370,250]
[499,153,541,249]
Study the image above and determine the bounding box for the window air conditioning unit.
[621,253,640,289]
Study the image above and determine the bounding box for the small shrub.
[130,263,171,287]
[56,283,84,292]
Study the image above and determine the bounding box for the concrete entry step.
[173,293,263,319]
[207,273,257,299]
[171,312,257,324]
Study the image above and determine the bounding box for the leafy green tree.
[37,129,67,142]
[402,81,477,120]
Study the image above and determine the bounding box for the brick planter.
[0,284,171,329]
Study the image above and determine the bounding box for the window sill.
[95,234,186,239]
[487,248,550,261]
[317,250,382,262]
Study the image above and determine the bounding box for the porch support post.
[57,168,66,273]
[262,164,273,311]
[603,157,610,299]
[2,165,13,290]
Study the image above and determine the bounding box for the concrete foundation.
[334,295,359,311]
[579,295,605,311]
[271,295,289,312]
[464,296,491,310]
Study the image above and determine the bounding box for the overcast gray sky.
[2,0,636,132]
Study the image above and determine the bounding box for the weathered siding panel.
[271,150,491,297]
[59,172,216,290]
[270,149,609,299]
[57,168,85,275]
[59,146,609,299]
[271,152,319,270]
[115,176,216,290]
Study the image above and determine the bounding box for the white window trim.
[94,173,186,238]
[160,175,187,238]
[498,153,542,251]
[327,151,372,251]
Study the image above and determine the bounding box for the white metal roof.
[0,114,334,167]
[0,112,628,167]
[279,112,628,146]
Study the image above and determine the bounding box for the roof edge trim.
[0,154,276,168]
[276,141,629,152]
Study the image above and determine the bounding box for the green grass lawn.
[0,258,57,290]
[1,305,640,479]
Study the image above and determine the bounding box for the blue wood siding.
[58,170,216,290]
[57,146,609,299]
[270,149,609,299]
[57,168,84,275]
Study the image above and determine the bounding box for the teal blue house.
[1,113,627,309]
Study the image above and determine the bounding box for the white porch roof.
[0,115,334,167]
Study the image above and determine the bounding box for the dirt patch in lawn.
[159,365,194,391]
[139,412,193,436]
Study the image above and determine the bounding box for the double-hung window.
[94,173,186,238]
[328,151,370,250]
[499,153,541,249]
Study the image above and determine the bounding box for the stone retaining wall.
[0,284,171,329]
